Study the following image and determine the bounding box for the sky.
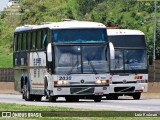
[0,0,9,12]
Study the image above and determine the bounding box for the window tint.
[108,35,146,48]
[37,30,42,49]
[22,33,26,50]
[14,34,18,51]
[26,32,30,50]
[42,29,48,49]
[31,31,36,50]
[18,33,22,51]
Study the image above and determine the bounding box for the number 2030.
[59,76,72,80]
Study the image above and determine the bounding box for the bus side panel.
[14,52,28,92]
[29,51,47,95]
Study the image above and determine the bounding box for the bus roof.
[14,21,106,32]
[107,29,144,36]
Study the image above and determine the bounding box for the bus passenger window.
[42,29,48,49]
[18,33,22,51]
[14,34,18,51]
[22,33,27,51]
[26,32,31,50]
[31,31,36,50]
[37,31,42,49]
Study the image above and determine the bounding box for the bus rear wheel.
[22,85,25,99]
[94,96,101,102]
[24,83,34,101]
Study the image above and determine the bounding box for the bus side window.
[35,31,38,50]
[18,33,22,51]
[14,34,18,51]
[26,32,30,51]
[22,32,26,51]
[31,31,36,50]
[37,30,42,50]
[42,29,48,49]
[47,29,51,43]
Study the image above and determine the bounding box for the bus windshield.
[52,29,107,43]
[54,45,109,74]
[108,35,146,47]
[111,49,147,71]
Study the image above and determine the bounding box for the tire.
[94,96,101,102]
[65,96,79,102]
[24,83,34,101]
[106,95,112,100]
[133,93,141,100]
[49,96,56,102]
[73,97,79,102]
[34,95,42,101]
[65,97,73,102]
[112,95,118,100]
[71,97,79,102]
[44,78,48,96]
[22,85,25,99]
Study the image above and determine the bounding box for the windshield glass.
[52,29,107,43]
[54,45,109,74]
[108,35,146,47]
[111,49,147,71]
[124,50,147,70]
[111,50,124,70]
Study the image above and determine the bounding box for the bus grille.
[114,87,135,92]
[70,87,94,94]
[112,81,137,84]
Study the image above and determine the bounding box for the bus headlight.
[95,80,109,84]
[141,86,145,90]
[54,80,69,85]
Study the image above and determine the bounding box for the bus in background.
[13,20,115,102]
[107,29,148,100]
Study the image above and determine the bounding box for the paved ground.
[1,90,160,99]
[0,93,160,111]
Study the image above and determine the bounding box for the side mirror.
[109,42,115,60]
[47,43,52,62]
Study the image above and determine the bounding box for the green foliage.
[1,0,160,67]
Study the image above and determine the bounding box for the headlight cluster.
[95,80,109,84]
[54,80,69,85]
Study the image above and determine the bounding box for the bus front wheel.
[94,96,101,102]
[49,96,57,102]
[34,95,42,101]
[133,93,141,100]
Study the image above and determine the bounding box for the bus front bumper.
[108,83,148,94]
[50,85,109,96]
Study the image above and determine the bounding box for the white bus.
[13,20,115,102]
[107,29,148,100]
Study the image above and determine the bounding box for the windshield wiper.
[128,65,137,75]
[66,61,79,75]
[87,57,97,74]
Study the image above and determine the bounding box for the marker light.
[134,76,143,79]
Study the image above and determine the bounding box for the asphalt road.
[0,94,160,111]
